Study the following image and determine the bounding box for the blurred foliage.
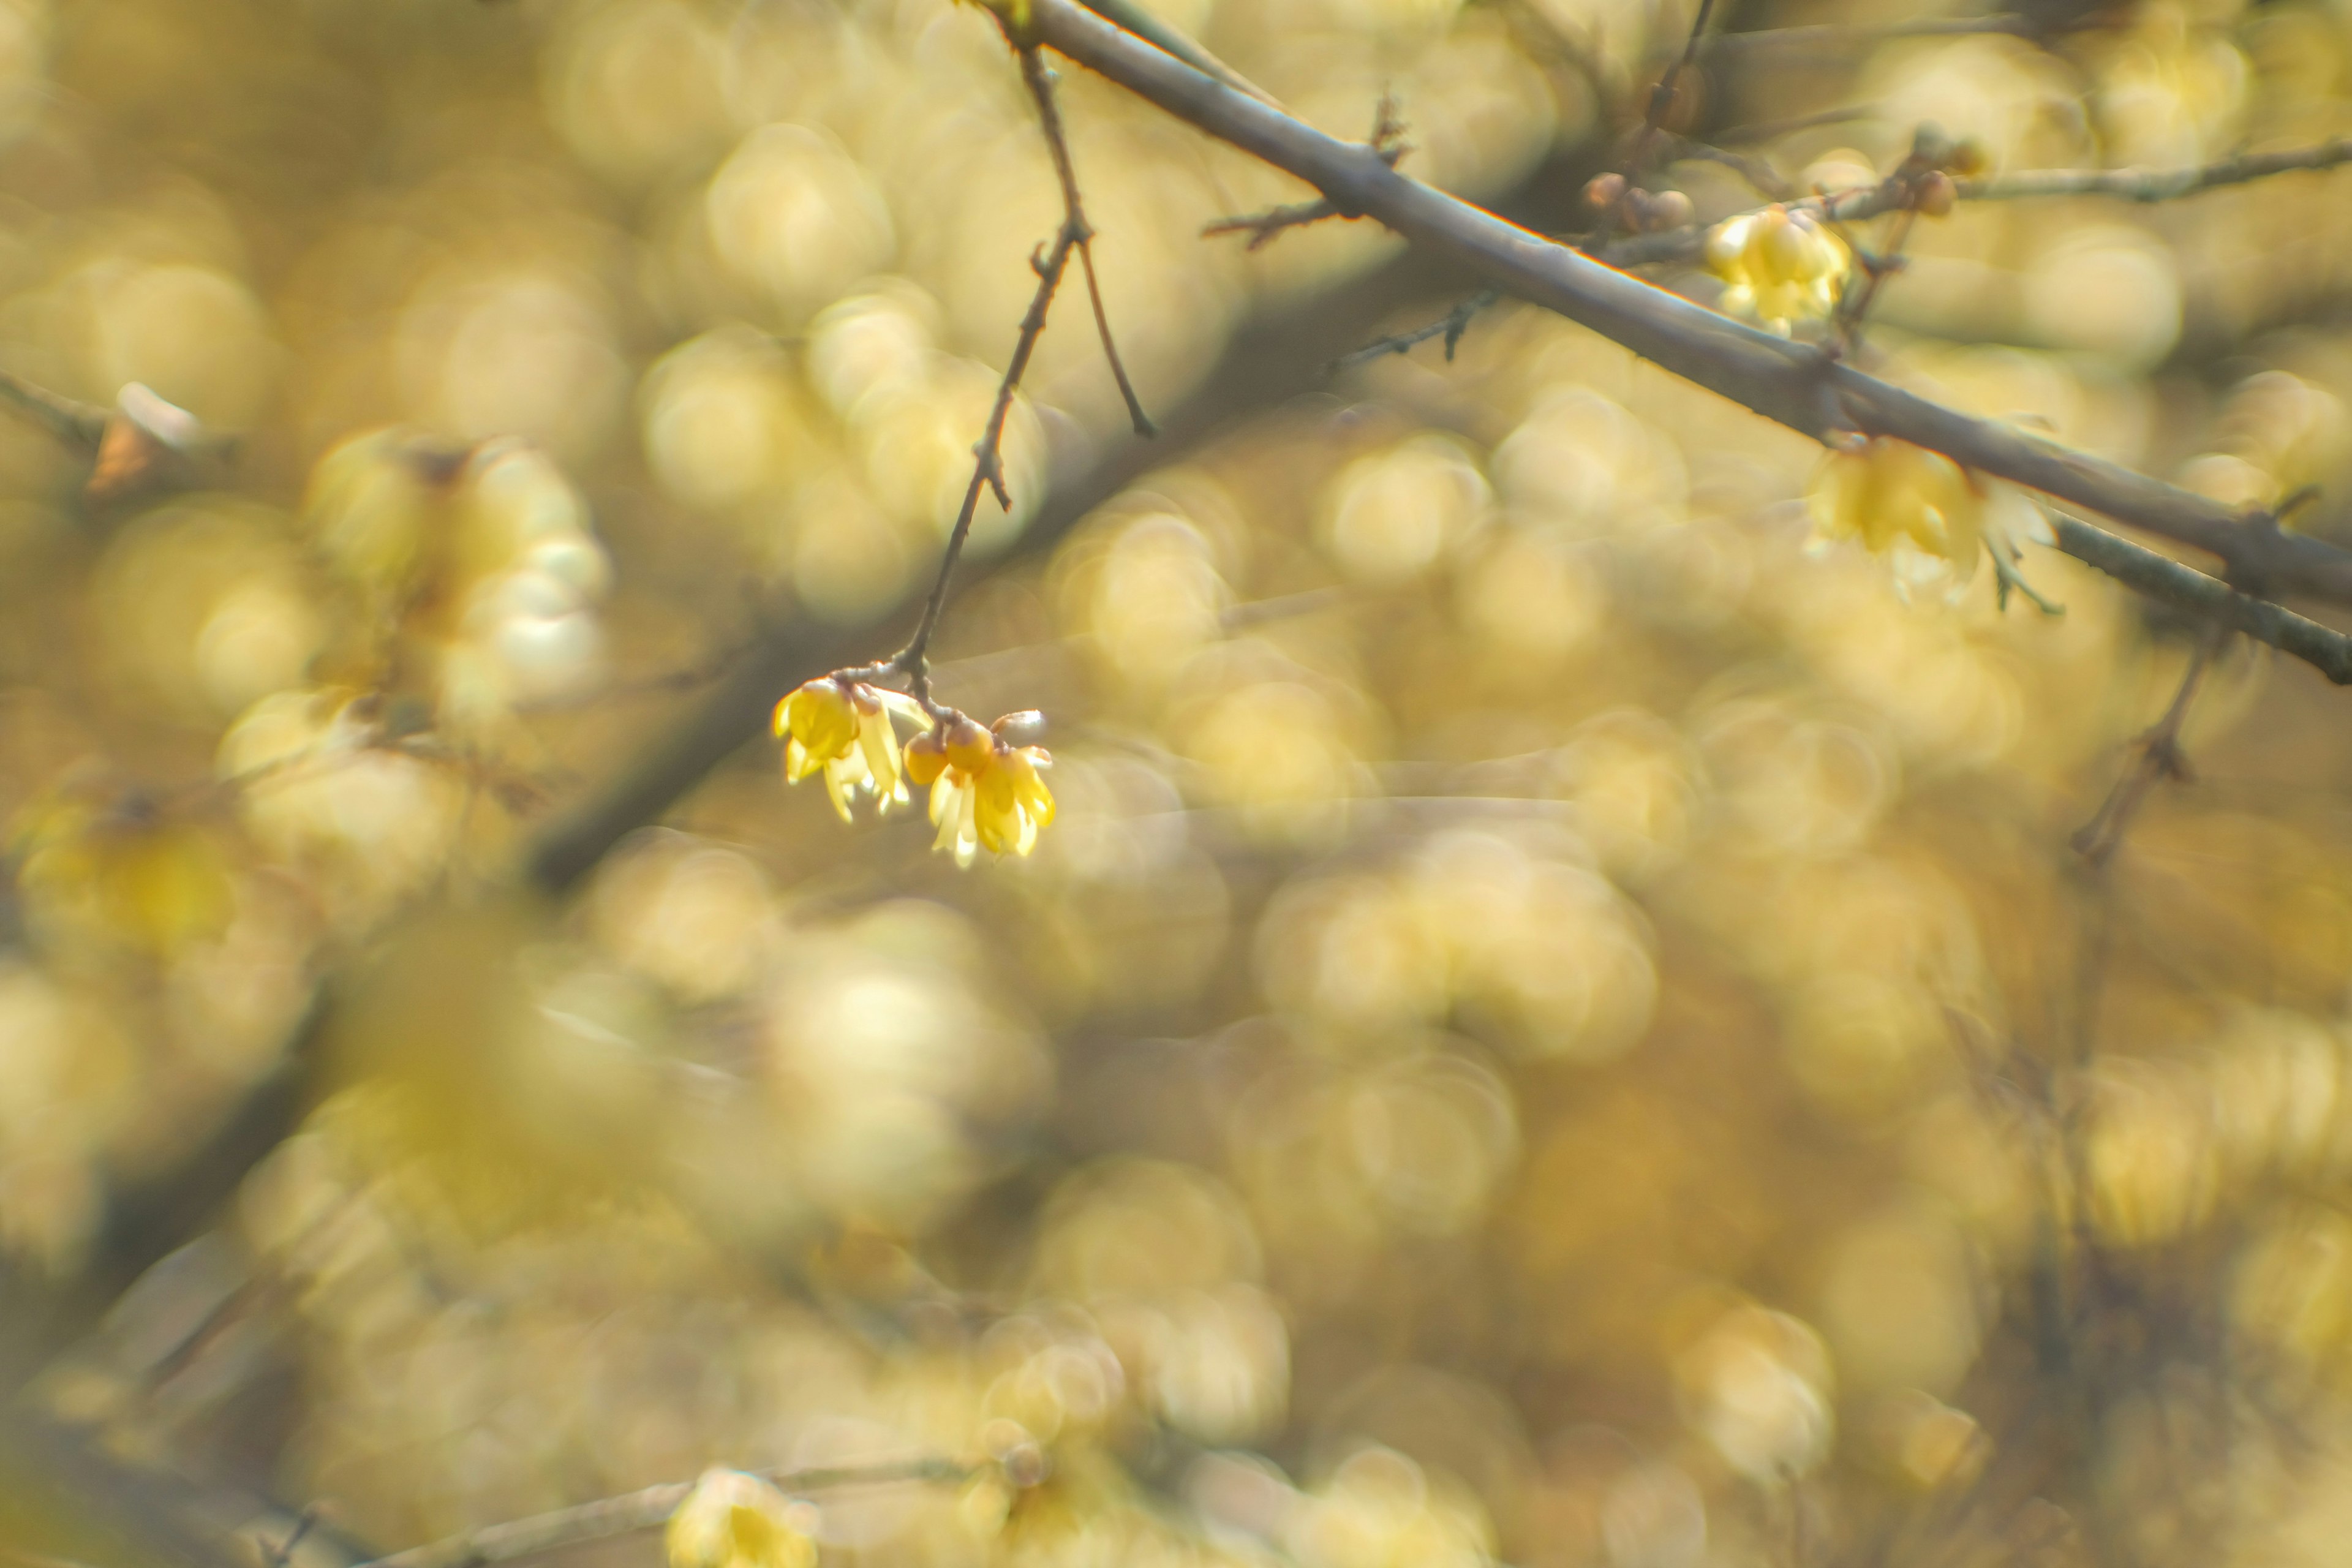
[5,1,2352,1567]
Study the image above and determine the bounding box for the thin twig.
[1332,285,1502,370]
[1830,204,1917,351]
[1589,0,1716,245]
[1601,137,2352,268]
[1966,135,2352,202]
[1023,47,1154,439]
[352,1458,971,1568]
[1698,13,2041,55]
[886,42,1153,710]
[0,368,108,448]
[1204,96,1408,249]
[2071,619,2228,866]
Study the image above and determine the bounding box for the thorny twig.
[1203,96,1409,249]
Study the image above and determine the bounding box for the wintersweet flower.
[1706,206,1847,334]
[665,1469,815,1568]
[775,675,926,820]
[1808,435,2051,599]
[908,712,1057,867]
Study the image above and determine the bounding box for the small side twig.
[1599,137,2352,270]
[1586,0,1715,246]
[1204,96,1408,249]
[2071,619,2228,866]
[0,368,108,448]
[1331,285,1502,371]
[883,42,1156,712]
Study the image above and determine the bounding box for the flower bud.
[943,714,995,775]
[1646,189,1694,230]
[1914,171,1956,217]
[907,728,949,787]
[1582,172,1627,212]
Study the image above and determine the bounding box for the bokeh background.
[6,1,2352,1566]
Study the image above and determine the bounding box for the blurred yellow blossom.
[1807,434,2048,598]
[666,1469,818,1568]
[775,675,927,821]
[11,780,233,957]
[1705,206,1847,334]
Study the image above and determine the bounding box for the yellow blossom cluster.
[908,710,1057,866]
[774,674,929,821]
[774,679,1055,862]
[1807,435,2049,598]
[1705,206,1849,334]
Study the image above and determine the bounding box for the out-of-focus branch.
[0,368,107,448]
[1333,285,1502,369]
[2071,617,2226,865]
[1967,136,2352,200]
[1603,137,2352,267]
[1698,13,2044,54]
[353,1458,970,1568]
[1025,0,2352,619]
[874,45,1145,714]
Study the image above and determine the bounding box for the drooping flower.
[1706,206,1847,334]
[666,1469,816,1568]
[908,712,1056,867]
[775,675,926,820]
[1807,435,2051,599]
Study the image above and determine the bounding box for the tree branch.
[1602,137,2352,268]
[1023,0,2352,624]
[352,1458,969,1568]
[2046,515,2352,685]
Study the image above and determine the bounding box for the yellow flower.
[1807,436,2049,598]
[666,1469,816,1568]
[775,676,926,821]
[12,782,234,957]
[911,712,1057,867]
[1706,206,1847,334]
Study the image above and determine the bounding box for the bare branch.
[0,368,108,448]
[2071,619,2227,865]
[1966,135,2352,202]
[1025,0,2352,624]
[1602,137,2352,268]
[352,1458,970,1568]
[884,40,1155,711]
[1023,47,1154,439]
[2045,515,2352,685]
[1333,285,1502,370]
[1698,14,2045,55]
